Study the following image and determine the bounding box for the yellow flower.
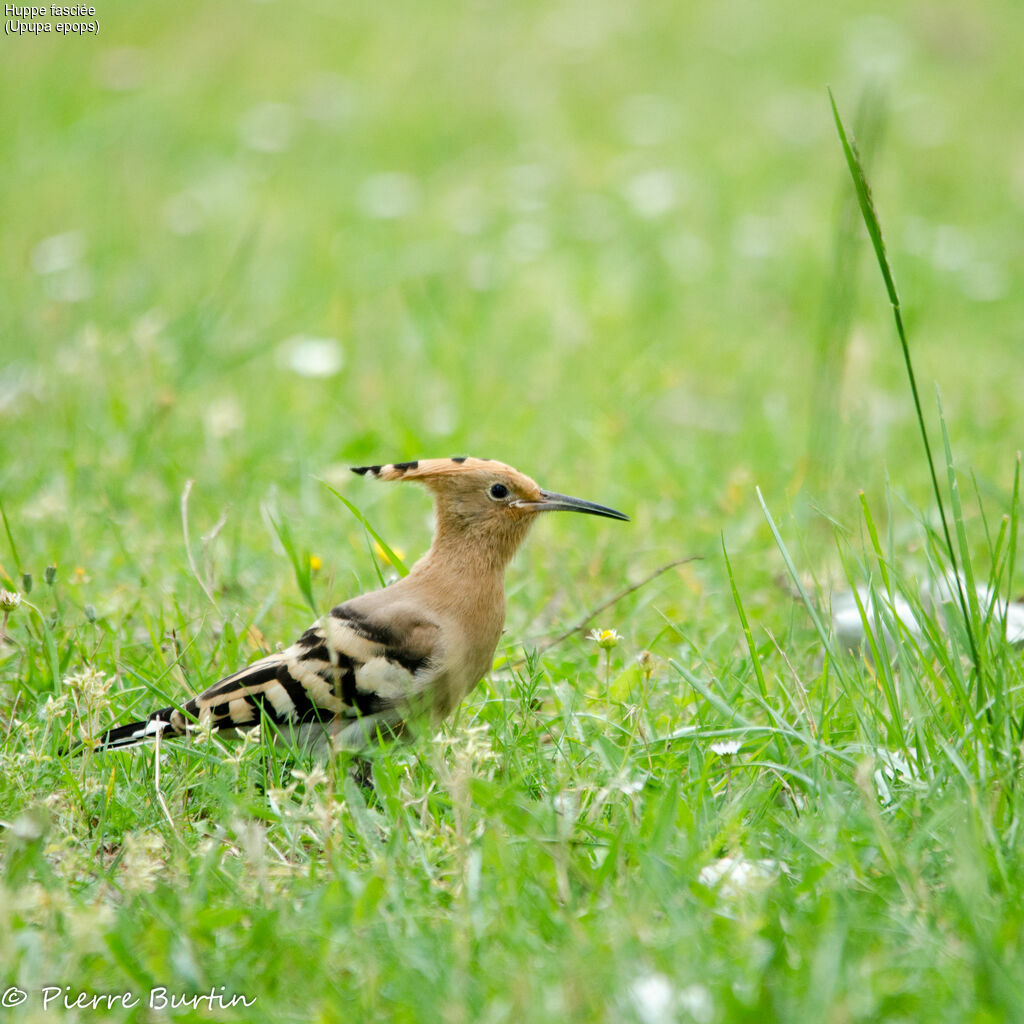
[309,554,323,572]
[373,541,406,567]
[588,628,622,651]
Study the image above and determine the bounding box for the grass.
[4,1,1024,1020]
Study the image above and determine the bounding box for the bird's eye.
[488,483,510,500]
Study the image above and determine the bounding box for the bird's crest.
[352,457,530,486]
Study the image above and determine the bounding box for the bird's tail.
[91,707,180,751]
[77,644,367,756]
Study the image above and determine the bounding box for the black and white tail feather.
[90,602,439,755]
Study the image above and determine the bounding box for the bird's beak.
[516,490,630,521]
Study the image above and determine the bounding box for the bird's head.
[351,456,628,565]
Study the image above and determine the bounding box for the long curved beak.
[516,490,630,521]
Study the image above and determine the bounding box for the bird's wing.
[92,602,443,750]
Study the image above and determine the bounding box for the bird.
[87,457,628,756]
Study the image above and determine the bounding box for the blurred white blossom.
[31,231,84,275]
[277,335,345,378]
[239,101,294,153]
[629,973,673,1024]
[204,395,245,438]
[699,856,785,899]
[358,172,420,219]
[628,973,713,1024]
[623,170,679,219]
[31,231,93,302]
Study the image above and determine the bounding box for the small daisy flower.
[710,739,742,757]
[588,627,622,650]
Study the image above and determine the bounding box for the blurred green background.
[4,0,1022,592]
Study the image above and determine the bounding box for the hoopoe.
[90,457,628,755]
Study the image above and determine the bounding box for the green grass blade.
[829,89,981,680]
[827,89,898,308]
[20,599,62,693]
[721,536,768,700]
[810,87,887,488]
[755,487,839,664]
[1007,453,1021,641]
[320,480,410,578]
[0,494,23,584]
[267,511,318,615]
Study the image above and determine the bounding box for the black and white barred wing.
[93,603,442,751]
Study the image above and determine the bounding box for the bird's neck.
[412,527,508,588]
[404,510,530,618]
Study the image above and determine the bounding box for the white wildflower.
[41,693,70,721]
[226,725,263,765]
[266,783,299,815]
[699,856,785,899]
[188,715,215,746]
[293,765,329,788]
[588,627,622,650]
[629,973,674,1024]
[66,666,113,704]
[709,739,742,757]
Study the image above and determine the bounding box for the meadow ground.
[3,1,1024,1020]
